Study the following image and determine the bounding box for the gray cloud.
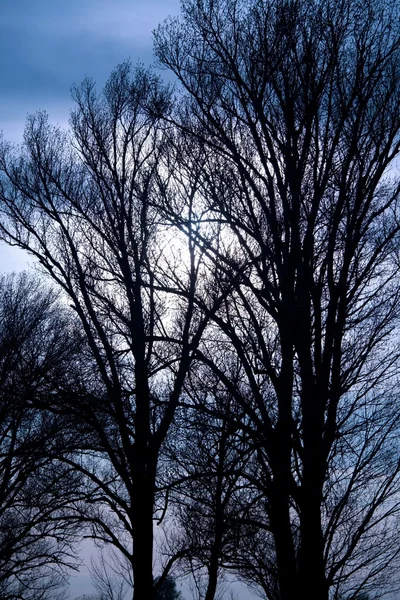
[0,0,180,141]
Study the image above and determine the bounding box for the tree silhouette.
[154,0,400,598]
[154,575,182,600]
[1,1,400,599]
[0,63,224,600]
[0,272,83,600]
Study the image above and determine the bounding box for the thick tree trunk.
[298,489,328,600]
[270,333,298,600]
[132,512,154,600]
[269,489,298,600]
[204,562,219,600]
[132,348,156,600]
[131,467,156,600]
[204,507,223,600]
[204,433,227,600]
[269,422,298,600]
[298,382,328,600]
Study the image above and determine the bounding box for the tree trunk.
[204,506,223,600]
[269,488,298,600]
[298,383,328,600]
[269,333,298,600]
[204,563,219,600]
[131,470,155,600]
[298,488,328,600]
[131,357,155,600]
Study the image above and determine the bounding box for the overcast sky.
[0,0,180,273]
[0,0,180,143]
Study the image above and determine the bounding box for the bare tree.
[0,62,224,600]
[154,1,400,599]
[90,550,130,600]
[0,272,83,600]
[160,369,255,600]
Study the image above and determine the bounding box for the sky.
[0,0,182,273]
[0,0,182,276]
[0,0,180,142]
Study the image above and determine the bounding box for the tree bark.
[298,487,327,600]
[131,461,156,600]
[298,380,328,600]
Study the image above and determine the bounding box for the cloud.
[55,0,181,45]
[2,0,180,51]
[0,0,180,142]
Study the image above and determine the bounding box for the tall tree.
[154,1,400,599]
[0,272,83,600]
[162,371,253,600]
[0,63,221,600]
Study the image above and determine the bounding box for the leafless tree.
[154,1,400,599]
[0,62,225,600]
[89,550,130,600]
[159,367,256,600]
[0,272,83,600]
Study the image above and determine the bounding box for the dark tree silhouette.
[154,575,182,600]
[0,272,83,600]
[154,1,400,599]
[161,372,253,600]
[0,63,225,600]
[1,1,400,599]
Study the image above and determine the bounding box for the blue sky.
[0,0,180,142]
[0,0,181,272]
